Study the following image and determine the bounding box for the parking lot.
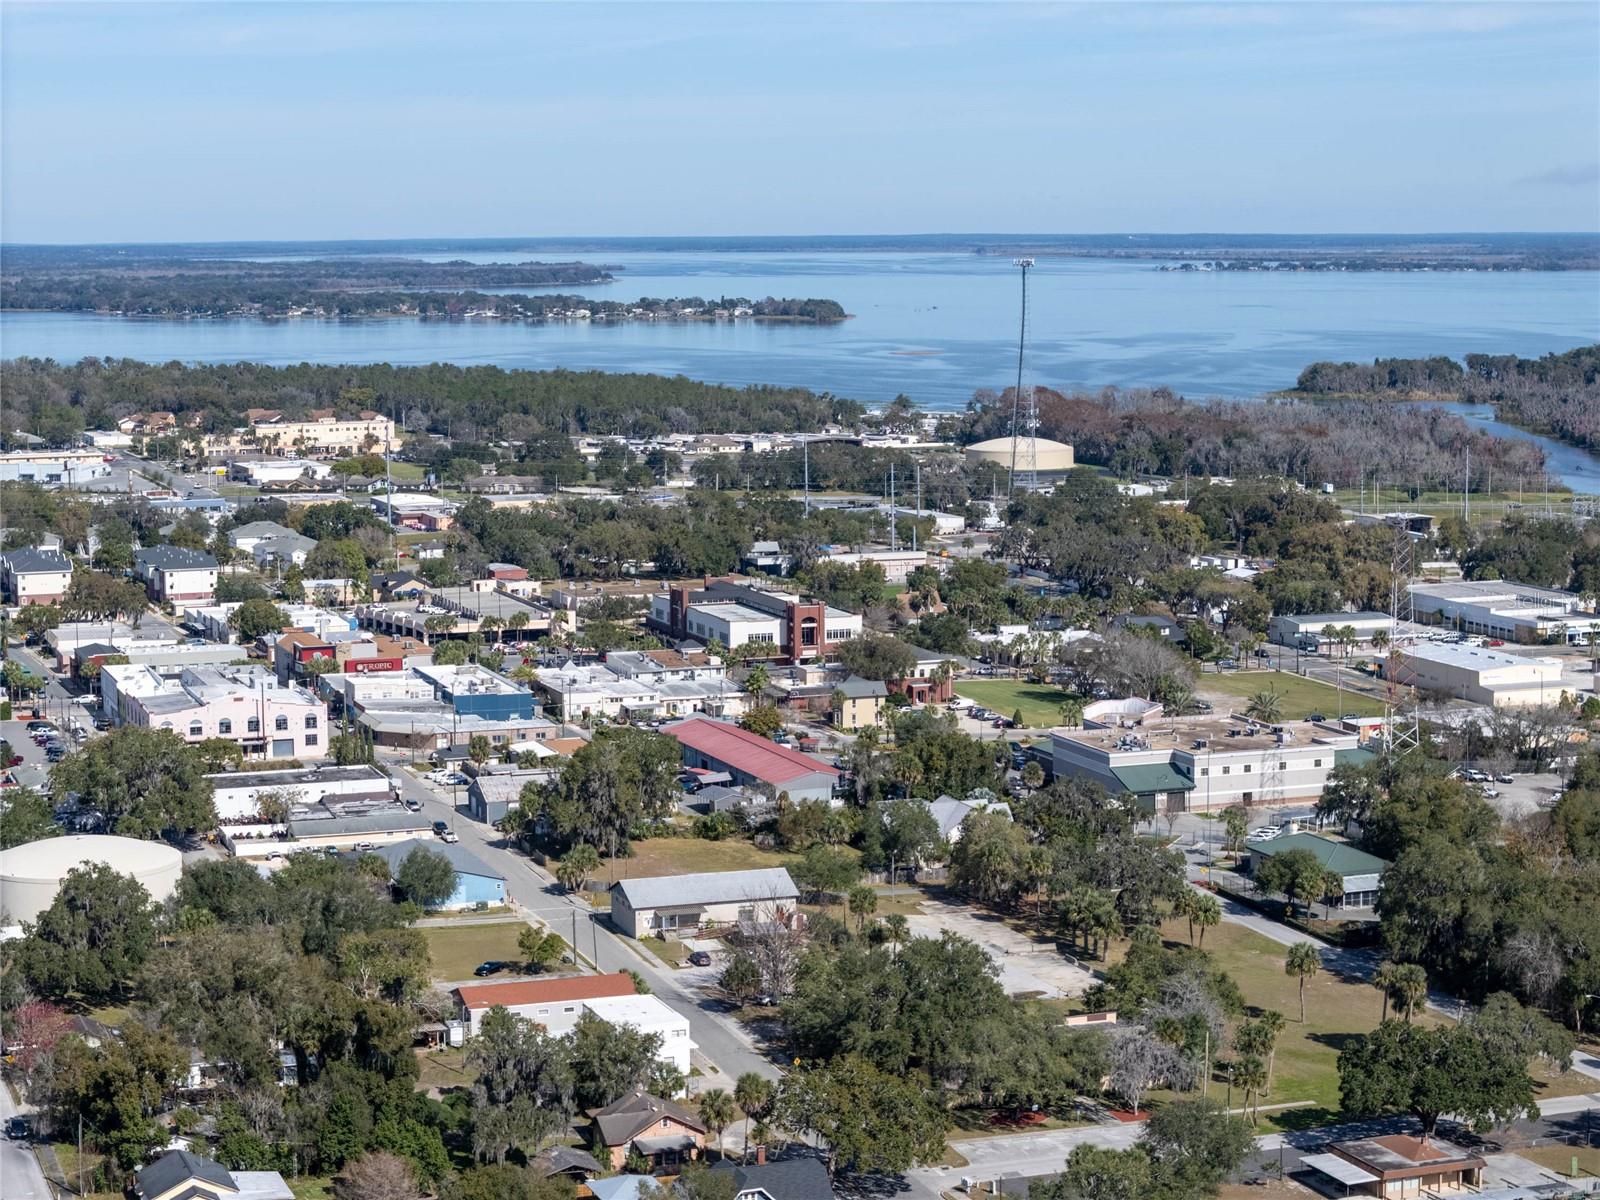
[902,896,1095,999]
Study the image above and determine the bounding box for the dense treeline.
[1294,345,1600,452]
[0,358,863,440]
[966,383,1552,491]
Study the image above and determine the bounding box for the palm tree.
[1258,1010,1287,1094]
[1190,892,1221,949]
[1369,629,1390,654]
[697,1088,736,1161]
[1234,1055,1268,1124]
[556,845,600,893]
[1320,868,1344,919]
[743,662,771,697]
[1373,960,1400,1023]
[883,913,909,956]
[1245,690,1284,723]
[1284,942,1320,1023]
[1058,698,1085,728]
[847,884,878,932]
[479,615,504,645]
[1390,962,1428,1023]
[733,1073,775,1164]
[1175,889,1199,945]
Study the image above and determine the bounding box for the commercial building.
[1267,611,1394,650]
[369,839,506,910]
[452,971,634,1034]
[273,630,431,683]
[134,546,219,604]
[205,764,396,822]
[0,546,73,605]
[1050,716,1362,814]
[648,578,861,662]
[609,867,800,939]
[814,546,927,584]
[282,809,433,850]
[1409,579,1600,645]
[662,716,841,805]
[101,662,328,760]
[534,657,743,724]
[228,457,334,486]
[357,587,550,642]
[466,767,557,825]
[339,666,558,751]
[1385,642,1566,708]
[0,448,113,487]
[1299,1135,1484,1198]
[1243,832,1389,909]
[890,644,961,705]
[372,491,458,531]
[0,835,183,925]
[214,410,396,458]
[184,601,356,644]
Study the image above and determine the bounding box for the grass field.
[955,680,1081,727]
[616,837,809,879]
[1516,1144,1600,1178]
[422,921,528,980]
[1198,670,1387,720]
[416,1046,476,1090]
[289,1178,336,1200]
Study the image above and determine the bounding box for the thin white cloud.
[1516,162,1600,187]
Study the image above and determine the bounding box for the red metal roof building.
[454,971,638,1034]
[663,716,840,806]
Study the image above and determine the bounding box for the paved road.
[0,1083,51,1200]
[899,1090,1600,1200]
[382,757,782,1086]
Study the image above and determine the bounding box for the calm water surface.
[3,250,1597,485]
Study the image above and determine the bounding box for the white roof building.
[1409,579,1600,645]
[1386,642,1566,708]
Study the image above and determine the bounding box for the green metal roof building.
[1244,832,1389,909]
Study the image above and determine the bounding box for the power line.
[1006,257,1034,497]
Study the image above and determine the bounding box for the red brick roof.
[455,971,636,1011]
[664,716,840,785]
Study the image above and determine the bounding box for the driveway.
[902,898,1094,999]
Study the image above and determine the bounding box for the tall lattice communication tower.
[1006,258,1037,496]
[1384,518,1422,758]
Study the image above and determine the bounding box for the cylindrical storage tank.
[0,834,183,925]
[964,436,1076,473]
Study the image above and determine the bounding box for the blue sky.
[3,1,1596,243]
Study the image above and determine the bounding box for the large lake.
[3,249,1598,485]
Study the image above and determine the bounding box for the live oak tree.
[517,927,567,973]
[567,1011,661,1109]
[535,727,680,853]
[14,864,161,1004]
[776,1054,947,1176]
[393,846,458,909]
[50,725,217,839]
[0,786,60,849]
[1338,1020,1539,1137]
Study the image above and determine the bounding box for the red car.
[4,755,22,768]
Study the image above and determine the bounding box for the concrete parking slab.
[902,900,1094,999]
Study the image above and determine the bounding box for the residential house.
[587,1088,708,1173]
[710,1159,835,1200]
[0,547,73,605]
[134,546,219,604]
[369,838,506,909]
[610,867,800,939]
[227,520,318,569]
[831,675,887,729]
[1299,1135,1484,1198]
[924,794,1012,844]
[372,570,429,600]
[134,1149,292,1200]
[889,645,959,705]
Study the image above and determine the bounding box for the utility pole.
[803,437,811,515]
[1463,444,1470,523]
[888,463,898,551]
[1007,258,1034,497]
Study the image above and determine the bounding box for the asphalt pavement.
[382,756,783,1085]
[0,1083,51,1200]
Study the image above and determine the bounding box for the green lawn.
[416,1046,476,1090]
[1516,1144,1600,1179]
[614,837,810,879]
[421,921,528,980]
[1198,670,1386,720]
[289,1178,337,1200]
[955,680,1081,728]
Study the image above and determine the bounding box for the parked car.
[443,772,468,787]
[432,820,449,836]
[403,798,422,812]
[1218,659,1240,671]
[93,716,113,731]
[440,829,459,844]
[1481,787,1501,799]
[1247,827,1280,841]
[1494,773,1514,784]
[1463,769,1489,782]
[5,1116,34,1141]
[473,961,508,977]
[24,720,52,733]
[687,950,713,967]
[45,745,66,763]
[352,841,375,852]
